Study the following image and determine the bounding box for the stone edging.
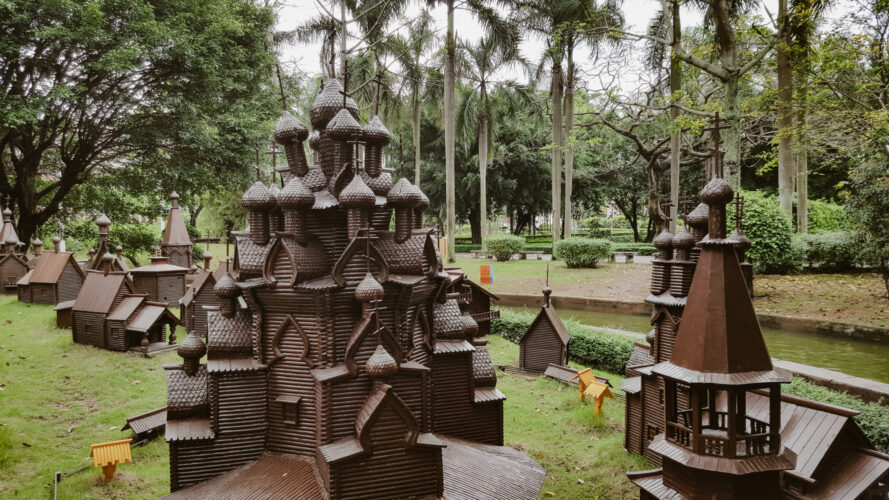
[495,292,889,344]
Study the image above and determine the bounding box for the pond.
[503,307,889,383]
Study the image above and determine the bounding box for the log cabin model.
[624,172,889,498]
[0,206,29,293]
[162,78,545,499]
[160,191,194,269]
[17,236,85,304]
[179,253,229,338]
[518,283,569,372]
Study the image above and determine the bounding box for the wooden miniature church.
[161,192,194,268]
[130,255,188,307]
[0,207,28,293]
[518,284,569,372]
[162,80,544,499]
[17,237,85,304]
[85,215,129,272]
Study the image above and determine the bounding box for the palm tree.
[387,10,437,185]
[518,0,622,241]
[427,0,517,262]
[455,36,528,249]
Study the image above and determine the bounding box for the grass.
[0,294,650,499]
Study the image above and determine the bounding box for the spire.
[163,191,192,247]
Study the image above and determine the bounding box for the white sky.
[275,0,854,93]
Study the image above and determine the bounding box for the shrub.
[794,231,859,272]
[554,237,611,268]
[492,309,634,374]
[484,234,525,261]
[805,199,848,234]
[611,242,656,254]
[728,191,802,274]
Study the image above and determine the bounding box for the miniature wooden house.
[518,287,569,372]
[130,256,188,307]
[85,215,129,272]
[625,178,889,499]
[162,96,542,499]
[69,257,179,353]
[17,238,85,304]
[179,255,227,337]
[446,272,500,336]
[0,208,28,294]
[161,192,194,268]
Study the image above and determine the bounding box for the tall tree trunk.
[339,0,347,78]
[563,45,575,239]
[413,99,421,186]
[669,0,681,231]
[479,114,488,251]
[188,204,203,227]
[713,0,741,188]
[551,62,563,243]
[777,0,794,217]
[796,66,809,233]
[444,1,456,262]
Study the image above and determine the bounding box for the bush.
[728,191,802,274]
[554,237,611,268]
[608,228,636,243]
[492,309,634,374]
[794,231,859,272]
[484,234,525,261]
[805,199,848,234]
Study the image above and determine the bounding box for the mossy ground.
[0,294,649,499]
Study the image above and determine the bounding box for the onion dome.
[462,315,479,336]
[308,130,320,151]
[96,213,111,228]
[361,170,392,196]
[52,236,61,244]
[202,250,213,260]
[366,344,398,378]
[89,248,96,256]
[279,177,314,209]
[2,207,11,217]
[685,202,709,227]
[416,189,430,210]
[362,115,391,146]
[214,272,240,299]
[646,329,656,346]
[730,229,752,252]
[274,111,309,144]
[355,272,384,303]
[101,252,114,264]
[672,228,696,249]
[338,175,376,208]
[386,178,422,208]
[701,177,734,206]
[240,182,274,210]
[170,191,180,201]
[301,167,328,192]
[653,229,674,248]
[32,237,42,247]
[115,245,123,253]
[310,79,359,129]
[178,331,207,362]
[5,235,17,246]
[326,108,362,141]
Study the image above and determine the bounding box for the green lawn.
[0,294,647,499]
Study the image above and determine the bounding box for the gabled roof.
[29,251,82,284]
[107,295,146,321]
[129,262,188,274]
[16,269,33,286]
[127,303,178,332]
[73,271,132,313]
[520,304,570,346]
[121,407,167,434]
[0,252,27,269]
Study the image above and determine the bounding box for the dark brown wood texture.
[519,303,569,372]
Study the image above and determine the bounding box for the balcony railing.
[668,409,776,458]
[470,310,500,323]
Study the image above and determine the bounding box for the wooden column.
[707,388,717,429]
[769,384,781,453]
[726,388,737,458]
[737,389,747,433]
[691,385,701,453]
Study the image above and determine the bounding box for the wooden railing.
[668,410,775,457]
[471,310,500,323]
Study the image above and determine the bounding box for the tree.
[0,0,278,247]
[777,0,794,216]
[847,155,889,298]
[456,36,527,247]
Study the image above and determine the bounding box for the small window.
[276,395,301,426]
[646,425,660,441]
[659,389,665,407]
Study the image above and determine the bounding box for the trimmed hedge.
[492,309,634,374]
[484,234,525,261]
[728,191,802,274]
[794,231,859,272]
[554,237,611,268]
[611,242,656,254]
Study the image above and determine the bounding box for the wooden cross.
[679,195,692,223]
[276,62,289,110]
[339,61,351,109]
[254,141,262,181]
[348,138,363,172]
[265,143,283,170]
[703,111,731,179]
[700,168,710,189]
[372,72,385,115]
[659,194,673,224]
[731,194,745,231]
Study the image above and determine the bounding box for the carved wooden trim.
[271,314,312,368]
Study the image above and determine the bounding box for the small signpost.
[480,264,493,285]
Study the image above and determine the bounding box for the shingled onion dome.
[268,183,285,233]
[414,189,430,230]
[96,213,111,242]
[275,111,310,175]
[214,272,240,317]
[355,272,385,305]
[700,177,734,240]
[387,178,422,243]
[366,343,398,379]
[685,202,709,262]
[101,251,114,275]
[338,175,376,238]
[362,115,391,177]
[327,108,362,177]
[309,78,359,130]
[279,177,315,245]
[52,236,61,252]
[241,182,274,246]
[201,250,213,270]
[650,229,674,295]
[670,228,696,298]
[178,331,207,376]
[308,130,321,164]
[31,237,42,256]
